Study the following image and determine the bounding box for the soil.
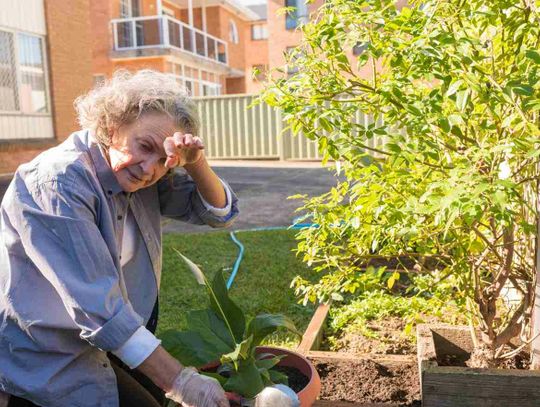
[330,317,416,355]
[437,349,531,370]
[312,358,421,406]
[273,365,310,393]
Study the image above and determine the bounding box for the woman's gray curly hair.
[75,69,200,147]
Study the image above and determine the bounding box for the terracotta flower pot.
[200,346,321,407]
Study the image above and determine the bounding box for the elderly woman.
[0,70,237,407]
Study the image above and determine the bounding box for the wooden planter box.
[299,303,415,407]
[417,324,540,407]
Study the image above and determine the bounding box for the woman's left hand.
[163,132,205,168]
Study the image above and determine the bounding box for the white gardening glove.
[165,367,229,407]
[254,384,300,407]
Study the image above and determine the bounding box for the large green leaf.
[187,309,236,349]
[208,271,246,342]
[176,250,245,343]
[160,330,223,367]
[246,314,302,346]
[224,358,265,399]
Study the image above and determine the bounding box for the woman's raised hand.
[163,132,205,168]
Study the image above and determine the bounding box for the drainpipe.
[188,0,195,53]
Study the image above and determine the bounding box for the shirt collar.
[87,131,124,197]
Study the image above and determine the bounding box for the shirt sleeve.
[112,326,161,369]
[197,178,233,217]
[157,169,239,228]
[12,175,143,351]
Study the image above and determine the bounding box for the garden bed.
[417,324,540,407]
[299,303,421,406]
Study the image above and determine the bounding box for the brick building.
[0,0,408,173]
[0,0,93,174]
[92,0,263,96]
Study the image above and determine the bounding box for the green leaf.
[448,114,464,127]
[439,117,451,133]
[255,354,286,370]
[224,359,265,399]
[526,49,540,64]
[246,313,302,347]
[160,330,223,367]
[176,251,246,344]
[456,89,470,111]
[269,368,289,385]
[221,336,254,365]
[512,84,534,96]
[209,271,247,342]
[187,309,236,349]
[445,80,462,97]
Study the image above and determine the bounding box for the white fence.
[194,94,379,161]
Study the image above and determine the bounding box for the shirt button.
[107,190,113,195]
[103,363,108,368]
[117,215,123,220]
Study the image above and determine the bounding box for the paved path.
[163,165,340,233]
[0,165,341,234]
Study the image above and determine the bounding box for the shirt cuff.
[112,326,161,369]
[197,178,232,217]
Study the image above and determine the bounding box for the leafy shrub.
[263,0,540,365]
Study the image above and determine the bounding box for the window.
[202,84,220,96]
[251,24,268,40]
[120,0,140,17]
[0,30,49,114]
[168,64,221,97]
[120,0,142,47]
[229,20,239,44]
[252,64,268,81]
[0,31,18,111]
[184,80,194,95]
[285,0,308,30]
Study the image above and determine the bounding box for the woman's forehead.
[133,113,178,138]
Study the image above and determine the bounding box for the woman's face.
[108,113,176,192]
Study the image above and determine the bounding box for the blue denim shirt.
[0,130,238,406]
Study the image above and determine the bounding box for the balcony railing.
[111,15,228,65]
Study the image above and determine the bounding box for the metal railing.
[111,15,228,65]
[194,94,380,161]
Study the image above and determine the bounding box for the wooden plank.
[422,368,540,407]
[314,400,397,407]
[419,324,540,407]
[296,303,331,355]
[308,351,414,366]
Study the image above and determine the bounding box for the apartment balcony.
[111,15,228,66]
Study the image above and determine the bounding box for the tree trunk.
[530,174,540,369]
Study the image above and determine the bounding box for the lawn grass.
[156,229,316,348]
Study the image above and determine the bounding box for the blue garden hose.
[225,219,318,289]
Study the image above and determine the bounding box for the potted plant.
[262,0,540,405]
[161,252,321,406]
